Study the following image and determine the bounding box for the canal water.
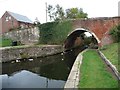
[1,47,85,88]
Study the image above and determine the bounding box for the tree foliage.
[38,21,72,44]
[55,4,65,21]
[47,4,88,21]
[47,4,65,21]
[47,5,55,21]
[66,8,88,19]
[109,24,120,42]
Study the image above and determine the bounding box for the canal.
[1,46,85,88]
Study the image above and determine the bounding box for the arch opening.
[64,28,99,51]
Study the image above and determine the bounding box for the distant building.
[0,11,33,34]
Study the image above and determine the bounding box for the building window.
[5,16,9,21]
[9,16,11,20]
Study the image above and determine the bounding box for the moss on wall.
[39,20,72,45]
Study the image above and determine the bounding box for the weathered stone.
[98,50,120,80]
[2,27,39,45]
[1,45,63,62]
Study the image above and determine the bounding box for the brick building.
[0,11,33,34]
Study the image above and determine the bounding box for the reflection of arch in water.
[64,28,100,50]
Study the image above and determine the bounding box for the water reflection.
[1,46,85,88]
[2,54,70,80]
[2,70,65,88]
[63,46,86,69]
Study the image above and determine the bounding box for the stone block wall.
[2,27,40,45]
[1,45,63,62]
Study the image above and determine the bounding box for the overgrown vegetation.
[100,43,119,72]
[79,50,118,88]
[0,37,23,47]
[38,20,72,44]
[0,37,13,47]
[109,24,120,42]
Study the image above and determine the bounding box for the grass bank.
[0,37,12,47]
[100,43,119,71]
[79,50,118,88]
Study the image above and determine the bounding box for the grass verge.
[100,43,119,71]
[0,37,12,47]
[79,50,118,88]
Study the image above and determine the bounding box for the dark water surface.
[1,47,84,88]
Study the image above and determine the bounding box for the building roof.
[7,11,33,24]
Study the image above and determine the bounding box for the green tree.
[109,24,120,42]
[55,4,65,21]
[47,4,65,21]
[47,4,88,21]
[47,5,55,21]
[66,8,88,19]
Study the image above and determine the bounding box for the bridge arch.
[64,28,100,50]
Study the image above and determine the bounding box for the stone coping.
[64,49,120,89]
[1,45,63,62]
[64,50,87,89]
[98,50,120,80]
[0,45,61,50]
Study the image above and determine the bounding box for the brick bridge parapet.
[70,17,120,46]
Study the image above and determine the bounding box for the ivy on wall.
[109,24,120,42]
[38,20,72,45]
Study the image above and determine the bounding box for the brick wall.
[1,11,34,33]
[72,17,120,46]
[2,12,19,33]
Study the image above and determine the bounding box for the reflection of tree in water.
[2,45,88,81]
[40,59,69,81]
[2,54,70,81]
[63,46,85,70]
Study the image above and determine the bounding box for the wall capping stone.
[97,50,120,80]
[64,49,120,89]
[1,45,63,62]
[64,49,87,89]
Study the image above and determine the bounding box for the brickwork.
[0,11,34,33]
[1,11,19,33]
[71,17,120,46]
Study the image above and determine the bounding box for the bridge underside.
[64,30,98,50]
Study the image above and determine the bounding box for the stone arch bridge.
[64,17,120,50]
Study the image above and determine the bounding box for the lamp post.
[45,2,48,22]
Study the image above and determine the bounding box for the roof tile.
[7,11,33,24]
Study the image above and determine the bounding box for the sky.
[0,0,119,23]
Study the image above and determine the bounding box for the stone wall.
[97,50,120,80]
[1,45,63,62]
[2,27,39,45]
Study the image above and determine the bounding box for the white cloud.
[0,0,119,23]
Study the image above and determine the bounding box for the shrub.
[38,20,72,45]
[0,37,13,47]
[109,24,120,42]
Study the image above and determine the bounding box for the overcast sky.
[0,0,119,23]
